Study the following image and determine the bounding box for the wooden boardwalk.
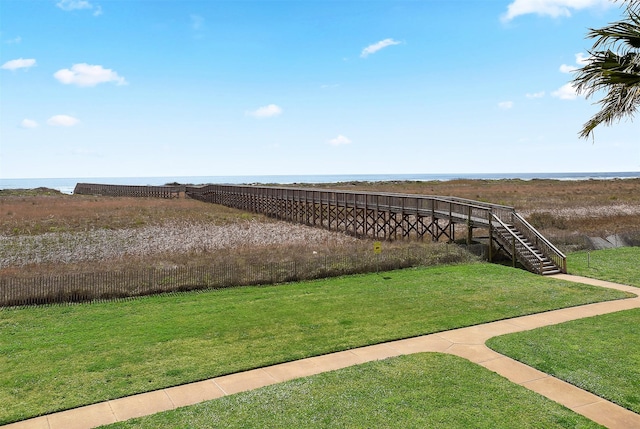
[74,183,181,198]
[186,184,567,275]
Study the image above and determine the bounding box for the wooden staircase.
[490,213,565,275]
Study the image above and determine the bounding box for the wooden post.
[467,209,473,245]
[488,215,493,262]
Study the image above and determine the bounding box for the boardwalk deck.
[186,184,567,275]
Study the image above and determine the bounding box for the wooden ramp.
[186,184,566,275]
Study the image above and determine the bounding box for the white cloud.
[552,82,579,100]
[555,52,590,97]
[575,52,590,65]
[246,104,283,118]
[328,135,352,146]
[56,0,92,11]
[5,36,22,44]
[360,38,401,58]
[559,64,578,73]
[190,14,205,38]
[1,58,36,71]
[501,0,610,22]
[47,115,80,127]
[526,91,545,98]
[20,119,38,129]
[498,101,514,109]
[54,63,127,87]
[56,0,103,16]
[191,14,204,31]
[560,53,590,73]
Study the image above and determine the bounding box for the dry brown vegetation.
[1,178,639,279]
[0,193,254,235]
[310,178,640,240]
[0,190,423,278]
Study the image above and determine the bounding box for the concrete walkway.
[4,274,640,429]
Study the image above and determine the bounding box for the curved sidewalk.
[5,274,640,429]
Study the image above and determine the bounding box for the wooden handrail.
[490,213,546,273]
[511,213,567,273]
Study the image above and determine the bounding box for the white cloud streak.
[1,58,36,71]
[560,64,578,73]
[526,91,545,98]
[552,82,579,100]
[328,135,352,146]
[20,119,38,129]
[56,0,92,11]
[498,101,514,109]
[191,14,204,30]
[56,0,102,16]
[246,104,283,118]
[47,115,80,127]
[502,0,610,22]
[360,38,401,58]
[560,53,590,73]
[190,14,205,38]
[554,52,589,99]
[5,36,22,44]
[575,52,590,65]
[54,63,127,87]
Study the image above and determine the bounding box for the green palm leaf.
[572,1,640,139]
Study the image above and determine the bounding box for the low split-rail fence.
[186,184,567,275]
[1,246,471,307]
[74,183,181,198]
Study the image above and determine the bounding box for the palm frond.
[579,84,640,139]
[588,9,640,52]
[573,1,640,139]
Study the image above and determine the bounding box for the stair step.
[491,221,565,276]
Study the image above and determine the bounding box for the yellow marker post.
[373,241,382,273]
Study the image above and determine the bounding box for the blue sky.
[1,0,638,179]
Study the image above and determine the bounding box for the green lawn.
[488,309,640,414]
[0,263,629,424]
[567,247,640,286]
[105,353,604,429]
[489,247,640,414]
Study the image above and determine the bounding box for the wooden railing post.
[488,214,493,262]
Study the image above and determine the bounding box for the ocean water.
[1,172,639,195]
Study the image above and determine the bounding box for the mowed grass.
[488,309,640,414]
[0,263,630,424]
[489,247,640,414]
[105,353,603,429]
[567,247,640,287]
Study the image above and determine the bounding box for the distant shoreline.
[2,172,640,195]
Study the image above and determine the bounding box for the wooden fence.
[73,183,181,198]
[0,245,472,307]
